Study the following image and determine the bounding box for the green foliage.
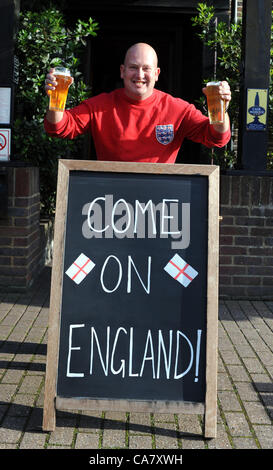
[14,7,99,215]
[191,3,242,168]
[192,2,273,170]
[268,151,273,169]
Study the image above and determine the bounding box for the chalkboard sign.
[43,160,219,438]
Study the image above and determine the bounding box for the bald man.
[44,42,231,162]
[120,42,160,102]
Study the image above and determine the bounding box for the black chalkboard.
[43,160,219,438]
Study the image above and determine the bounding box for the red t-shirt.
[44,88,230,163]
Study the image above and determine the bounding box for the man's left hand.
[202,81,231,107]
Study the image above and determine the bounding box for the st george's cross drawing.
[164,254,198,287]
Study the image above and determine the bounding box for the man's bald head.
[123,43,159,68]
[120,42,160,101]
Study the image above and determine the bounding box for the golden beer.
[206,81,225,124]
[49,67,73,112]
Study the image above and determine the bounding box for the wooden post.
[42,162,69,431]
[0,0,20,159]
[204,166,219,438]
[237,0,272,170]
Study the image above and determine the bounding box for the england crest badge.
[155,124,174,145]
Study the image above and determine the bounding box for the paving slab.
[0,266,272,453]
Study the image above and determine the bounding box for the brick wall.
[236,1,243,20]
[1,167,272,298]
[220,173,273,299]
[0,165,47,291]
[229,0,243,21]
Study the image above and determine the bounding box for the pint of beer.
[206,81,225,125]
[49,67,73,112]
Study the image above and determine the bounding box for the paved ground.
[0,265,272,451]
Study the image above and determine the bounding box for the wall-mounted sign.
[246,88,268,131]
[0,87,11,125]
[0,129,11,160]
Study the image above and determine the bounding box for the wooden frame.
[43,160,219,438]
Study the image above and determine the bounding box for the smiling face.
[120,43,160,101]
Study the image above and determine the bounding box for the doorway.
[66,5,206,162]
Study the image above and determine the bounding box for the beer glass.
[206,81,225,125]
[48,67,73,112]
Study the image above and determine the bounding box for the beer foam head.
[53,67,71,76]
[207,81,221,86]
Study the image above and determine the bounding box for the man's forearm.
[212,112,230,134]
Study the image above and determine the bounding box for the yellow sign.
[246,88,268,131]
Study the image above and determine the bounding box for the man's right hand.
[45,67,74,124]
[45,68,58,97]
